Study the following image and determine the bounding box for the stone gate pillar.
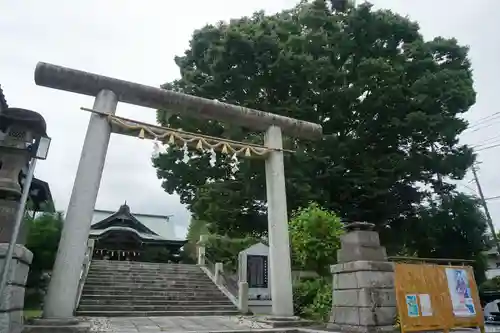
[328,222,396,333]
[43,89,118,319]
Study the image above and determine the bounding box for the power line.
[486,195,500,201]
[456,182,477,193]
[465,111,500,130]
[475,142,500,152]
[466,119,500,134]
[456,181,500,201]
[470,134,500,148]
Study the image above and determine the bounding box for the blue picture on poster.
[445,268,476,317]
[406,294,419,317]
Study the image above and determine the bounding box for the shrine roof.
[90,203,181,241]
[88,226,185,244]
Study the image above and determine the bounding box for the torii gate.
[34,62,322,319]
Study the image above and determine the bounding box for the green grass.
[23,309,42,321]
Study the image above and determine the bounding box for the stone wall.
[0,244,33,333]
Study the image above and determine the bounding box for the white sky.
[1,0,499,238]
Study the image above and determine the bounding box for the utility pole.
[472,165,500,254]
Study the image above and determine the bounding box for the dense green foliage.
[289,203,343,275]
[480,276,500,293]
[202,234,261,271]
[153,0,476,246]
[183,218,209,262]
[408,193,489,283]
[293,277,332,321]
[25,212,63,308]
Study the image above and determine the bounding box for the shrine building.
[89,203,186,262]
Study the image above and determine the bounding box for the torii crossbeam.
[34,62,322,320]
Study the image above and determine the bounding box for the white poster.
[445,268,476,317]
[419,294,433,316]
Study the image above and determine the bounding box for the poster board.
[394,264,484,333]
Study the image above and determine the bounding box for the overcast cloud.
[1,0,499,238]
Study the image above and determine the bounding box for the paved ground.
[86,316,273,333]
[84,316,500,333]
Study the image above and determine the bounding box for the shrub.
[289,203,343,276]
[293,277,332,321]
[480,276,500,292]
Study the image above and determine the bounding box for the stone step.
[83,283,217,290]
[79,261,236,318]
[92,260,195,265]
[86,271,209,278]
[91,261,200,271]
[79,298,233,306]
[78,304,237,312]
[81,287,226,297]
[91,260,195,266]
[75,309,241,317]
[80,294,230,302]
[87,270,205,277]
[85,276,214,285]
[22,324,90,333]
[88,269,204,276]
[85,279,215,289]
[90,261,202,271]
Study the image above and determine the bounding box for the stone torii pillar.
[34,62,322,319]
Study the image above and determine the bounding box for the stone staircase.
[76,260,240,317]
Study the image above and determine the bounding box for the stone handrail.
[74,239,95,311]
[218,266,249,313]
[196,236,248,312]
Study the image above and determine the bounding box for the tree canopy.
[153,1,475,245]
[406,193,489,282]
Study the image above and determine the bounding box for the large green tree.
[407,193,489,281]
[153,1,475,240]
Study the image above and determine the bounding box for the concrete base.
[0,244,33,333]
[328,227,397,333]
[327,322,396,333]
[254,316,316,328]
[249,300,273,315]
[23,318,90,333]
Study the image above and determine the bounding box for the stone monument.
[0,108,47,333]
[328,222,397,333]
[239,243,271,297]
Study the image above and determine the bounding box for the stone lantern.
[0,107,49,244]
[0,107,50,333]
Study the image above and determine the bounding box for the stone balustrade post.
[214,262,223,285]
[197,235,207,266]
[238,281,249,313]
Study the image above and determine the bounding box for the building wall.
[91,210,178,240]
[486,256,500,279]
